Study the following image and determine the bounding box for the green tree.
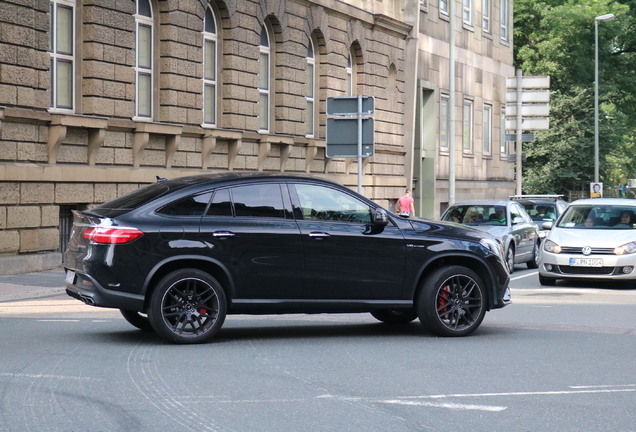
[514,0,636,196]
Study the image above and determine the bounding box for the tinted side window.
[206,189,232,216]
[231,184,286,218]
[157,192,212,216]
[294,183,371,224]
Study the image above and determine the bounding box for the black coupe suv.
[64,173,511,343]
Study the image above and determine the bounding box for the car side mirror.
[372,208,389,226]
[541,221,553,230]
[512,216,525,225]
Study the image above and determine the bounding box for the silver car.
[539,198,636,285]
[441,200,540,272]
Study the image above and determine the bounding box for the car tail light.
[82,227,144,244]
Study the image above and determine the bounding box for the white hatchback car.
[539,198,636,285]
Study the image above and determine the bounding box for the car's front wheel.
[506,246,515,273]
[417,266,487,337]
[371,308,418,325]
[527,243,540,269]
[120,309,154,332]
[538,274,557,286]
[148,269,227,344]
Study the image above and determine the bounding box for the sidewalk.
[0,268,67,302]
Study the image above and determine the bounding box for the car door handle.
[212,231,235,238]
[308,232,330,239]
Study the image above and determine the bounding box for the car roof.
[449,200,513,207]
[568,198,636,206]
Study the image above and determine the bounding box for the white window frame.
[202,6,218,127]
[463,99,473,153]
[500,0,509,42]
[482,0,490,32]
[463,0,472,26]
[306,38,316,137]
[483,103,492,155]
[500,108,507,156]
[440,94,449,151]
[134,0,153,120]
[259,24,271,133]
[440,0,449,16]
[49,0,75,113]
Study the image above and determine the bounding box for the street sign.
[506,117,550,131]
[505,133,535,142]
[506,76,550,89]
[326,117,374,158]
[506,90,550,104]
[507,153,527,163]
[327,96,374,115]
[506,105,550,117]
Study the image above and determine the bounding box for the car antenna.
[156,176,167,183]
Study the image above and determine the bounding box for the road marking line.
[379,399,507,411]
[511,272,537,281]
[398,388,635,399]
[570,384,636,389]
[37,319,80,322]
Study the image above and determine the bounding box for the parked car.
[440,200,540,272]
[539,198,636,286]
[510,194,569,242]
[63,173,511,343]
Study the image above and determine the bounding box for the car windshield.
[442,205,507,226]
[558,204,636,229]
[522,203,558,222]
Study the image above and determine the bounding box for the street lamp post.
[594,13,615,183]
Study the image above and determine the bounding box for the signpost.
[506,71,550,194]
[326,96,375,193]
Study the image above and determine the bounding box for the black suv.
[64,173,510,344]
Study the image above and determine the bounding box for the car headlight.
[544,239,561,253]
[615,242,636,255]
[480,238,504,258]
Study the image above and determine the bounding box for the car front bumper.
[539,251,636,280]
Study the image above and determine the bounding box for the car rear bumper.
[65,269,145,311]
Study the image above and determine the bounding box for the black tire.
[371,308,418,325]
[148,269,227,344]
[506,246,515,273]
[538,274,557,286]
[416,265,487,337]
[526,243,540,269]
[120,309,154,332]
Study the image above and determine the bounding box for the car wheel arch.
[142,256,234,310]
[412,253,495,310]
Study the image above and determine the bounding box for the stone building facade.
[0,0,414,274]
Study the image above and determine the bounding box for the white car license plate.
[569,258,603,267]
[65,270,76,284]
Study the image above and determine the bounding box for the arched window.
[306,38,315,137]
[203,7,218,127]
[259,24,271,133]
[345,52,353,96]
[135,0,153,119]
[49,0,75,111]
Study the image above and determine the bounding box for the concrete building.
[0,0,515,275]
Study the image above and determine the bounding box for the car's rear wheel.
[506,246,515,273]
[526,243,540,269]
[416,266,486,337]
[538,274,557,286]
[120,309,154,332]
[148,269,227,344]
[371,308,418,325]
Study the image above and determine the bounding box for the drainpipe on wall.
[402,0,421,195]
[448,0,456,205]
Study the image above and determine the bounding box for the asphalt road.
[0,267,635,432]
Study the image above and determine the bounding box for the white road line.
[378,399,507,411]
[36,319,80,322]
[570,384,636,389]
[398,388,635,399]
[511,272,538,281]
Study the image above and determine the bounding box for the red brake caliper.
[438,285,450,312]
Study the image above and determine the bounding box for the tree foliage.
[514,0,636,195]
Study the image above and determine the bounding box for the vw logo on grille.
[582,246,592,255]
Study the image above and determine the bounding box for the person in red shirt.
[396,189,415,217]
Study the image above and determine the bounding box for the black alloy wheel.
[148,269,227,344]
[370,308,418,325]
[417,265,486,337]
[120,309,154,332]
